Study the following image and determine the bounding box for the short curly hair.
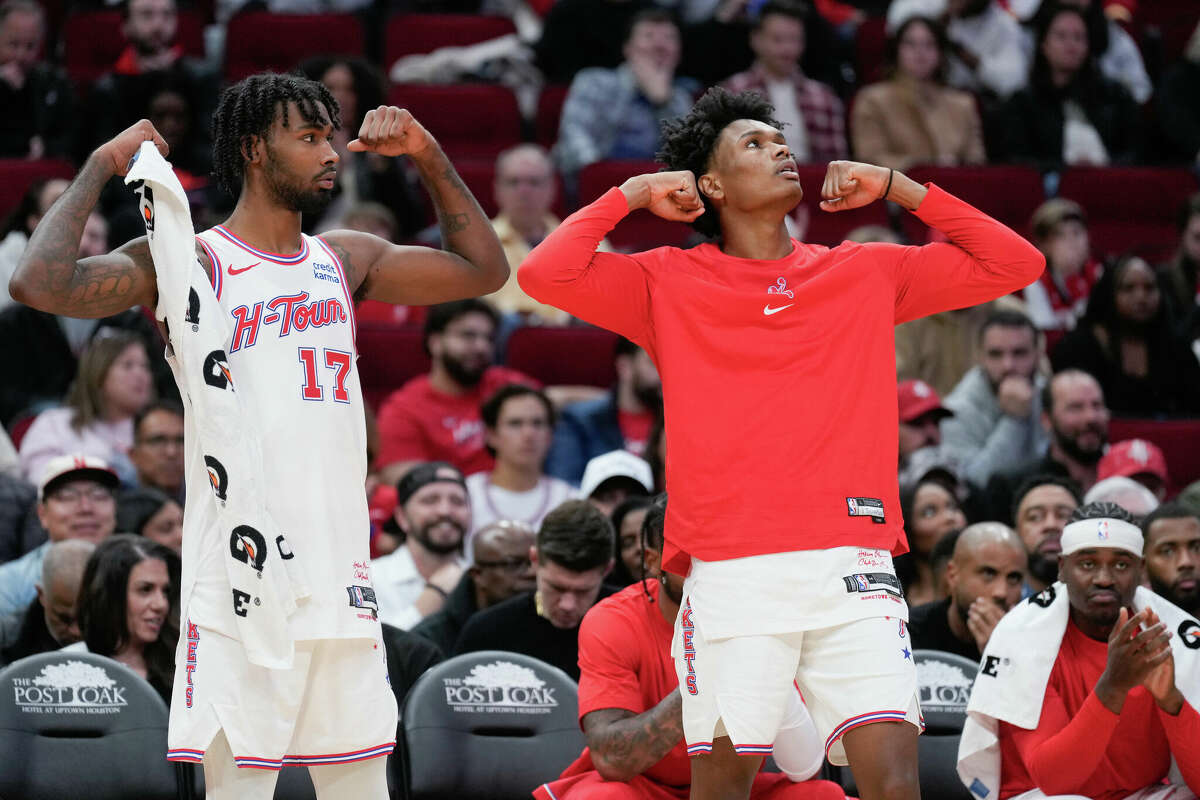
[656,87,780,238]
[211,72,341,200]
[1071,501,1136,525]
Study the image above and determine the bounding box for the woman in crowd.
[851,15,986,170]
[999,2,1139,169]
[70,534,180,703]
[19,331,153,485]
[1023,198,1102,331]
[116,487,184,553]
[608,495,655,587]
[1052,253,1200,416]
[895,476,966,607]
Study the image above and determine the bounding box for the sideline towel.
[957,581,1200,799]
[125,141,310,669]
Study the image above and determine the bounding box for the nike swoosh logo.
[228,262,260,275]
[763,304,793,316]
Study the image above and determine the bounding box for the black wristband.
[881,168,894,201]
[425,583,449,599]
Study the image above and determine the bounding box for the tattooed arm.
[9,120,189,319]
[582,690,685,782]
[324,106,508,305]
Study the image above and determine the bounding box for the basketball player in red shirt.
[518,88,1045,800]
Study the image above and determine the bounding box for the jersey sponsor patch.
[843,572,902,598]
[846,496,886,523]
[346,585,379,617]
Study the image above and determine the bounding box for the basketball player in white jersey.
[9,72,509,799]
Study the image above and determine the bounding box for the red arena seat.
[356,325,428,411]
[385,84,522,161]
[224,12,364,83]
[902,165,1045,244]
[384,13,517,70]
[505,327,618,388]
[1057,167,1199,262]
[535,84,570,148]
[0,159,76,221]
[61,10,206,87]
[1108,418,1200,496]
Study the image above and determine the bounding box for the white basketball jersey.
[180,225,378,642]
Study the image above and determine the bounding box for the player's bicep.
[49,236,159,319]
[321,230,499,306]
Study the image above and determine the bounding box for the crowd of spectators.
[2,0,1200,795]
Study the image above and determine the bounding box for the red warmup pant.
[533,770,847,800]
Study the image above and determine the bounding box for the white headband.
[1060,517,1144,558]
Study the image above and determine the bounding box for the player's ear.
[241,134,263,165]
[697,172,722,202]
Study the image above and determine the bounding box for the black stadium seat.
[913,649,977,800]
[401,650,584,800]
[0,651,186,800]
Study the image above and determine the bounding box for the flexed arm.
[10,120,170,318]
[324,106,509,306]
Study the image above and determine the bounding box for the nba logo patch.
[855,575,870,592]
[1097,521,1110,540]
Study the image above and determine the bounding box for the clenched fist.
[348,106,436,158]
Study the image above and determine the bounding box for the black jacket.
[409,573,479,657]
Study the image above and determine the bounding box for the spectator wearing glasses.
[411,519,537,656]
[128,400,184,502]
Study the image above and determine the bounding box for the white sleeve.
[772,689,824,782]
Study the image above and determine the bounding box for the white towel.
[125,142,310,669]
[957,582,1200,799]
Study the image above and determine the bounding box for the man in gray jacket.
[941,310,1048,489]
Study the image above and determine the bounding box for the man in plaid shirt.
[722,0,847,165]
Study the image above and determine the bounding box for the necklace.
[482,474,553,525]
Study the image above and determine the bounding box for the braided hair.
[639,493,668,600]
[656,87,780,239]
[211,72,342,200]
[1070,501,1136,525]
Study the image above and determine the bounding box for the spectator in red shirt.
[1140,503,1200,617]
[535,495,846,800]
[376,299,537,485]
[1023,198,1102,332]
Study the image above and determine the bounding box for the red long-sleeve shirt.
[518,186,1044,574]
[999,620,1200,800]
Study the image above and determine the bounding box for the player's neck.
[222,192,305,256]
[490,462,541,492]
[719,213,794,260]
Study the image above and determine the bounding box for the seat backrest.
[918,734,974,800]
[913,649,978,734]
[403,650,585,800]
[1057,167,1199,260]
[385,13,517,69]
[356,325,428,412]
[61,9,206,87]
[386,84,522,161]
[0,158,77,222]
[0,651,179,800]
[505,327,618,388]
[1108,418,1200,494]
[224,12,364,82]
